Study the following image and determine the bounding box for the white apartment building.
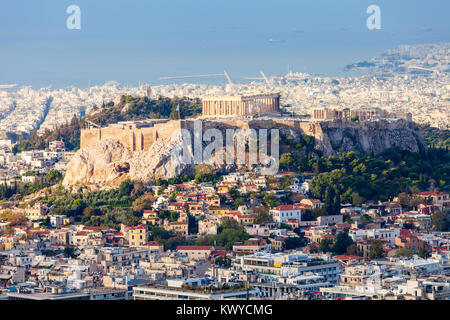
[349,228,401,245]
[236,251,341,284]
[270,204,303,223]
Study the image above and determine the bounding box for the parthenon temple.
[202,92,280,117]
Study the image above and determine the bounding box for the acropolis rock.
[63,118,427,188]
[63,135,193,188]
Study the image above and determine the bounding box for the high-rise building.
[145,84,152,99]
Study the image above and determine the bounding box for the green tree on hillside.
[45,170,63,185]
[369,240,385,259]
[432,210,450,231]
[332,232,353,255]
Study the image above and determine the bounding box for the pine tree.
[325,186,335,215]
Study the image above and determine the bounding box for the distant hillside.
[13,117,82,153]
[13,95,202,153]
[84,95,202,126]
[421,125,450,150]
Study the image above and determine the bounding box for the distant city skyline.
[1,0,449,88]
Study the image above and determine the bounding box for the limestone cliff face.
[127,133,193,182]
[63,135,193,188]
[63,119,426,187]
[198,118,425,157]
[312,120,426,156]
[63,139,133,187]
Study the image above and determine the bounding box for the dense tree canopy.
[0,170,64,201]
[195,219,250,250]
[309,148,449,203]
[38,182,146,228]
[369,240,385,259]
[432,210,450,231]
[331,232,354,255]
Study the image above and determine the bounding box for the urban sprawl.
[0,43,449,301]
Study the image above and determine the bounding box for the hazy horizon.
[1,0,449,88]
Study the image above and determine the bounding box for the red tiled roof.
[224,211,241,215]
[83,226,109,231]
[168,202,185,207]
[418,191,447,196]
[127,224,146,230]
[147,241,163,246]
[177,245,214,251]
[400,229,413,236]
[334,255,365,260]
[272,204,297,211]
[433,246,450,251]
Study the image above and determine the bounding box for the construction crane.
[244,71,270,85]
[160,69,233,85]
[85,119,101,129]
[407,65,439,74]
[0,84,18,89]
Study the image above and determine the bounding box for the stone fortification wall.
[81,120,183,152]
[80,118,425,156]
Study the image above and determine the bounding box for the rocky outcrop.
[63,139,133,187]
[198,118,426,157]
[127,133,194,182]
[63,119,427,188]
[63,134,193,188]
[314,120,426,156]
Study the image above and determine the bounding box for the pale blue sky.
[0,0,449,88]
